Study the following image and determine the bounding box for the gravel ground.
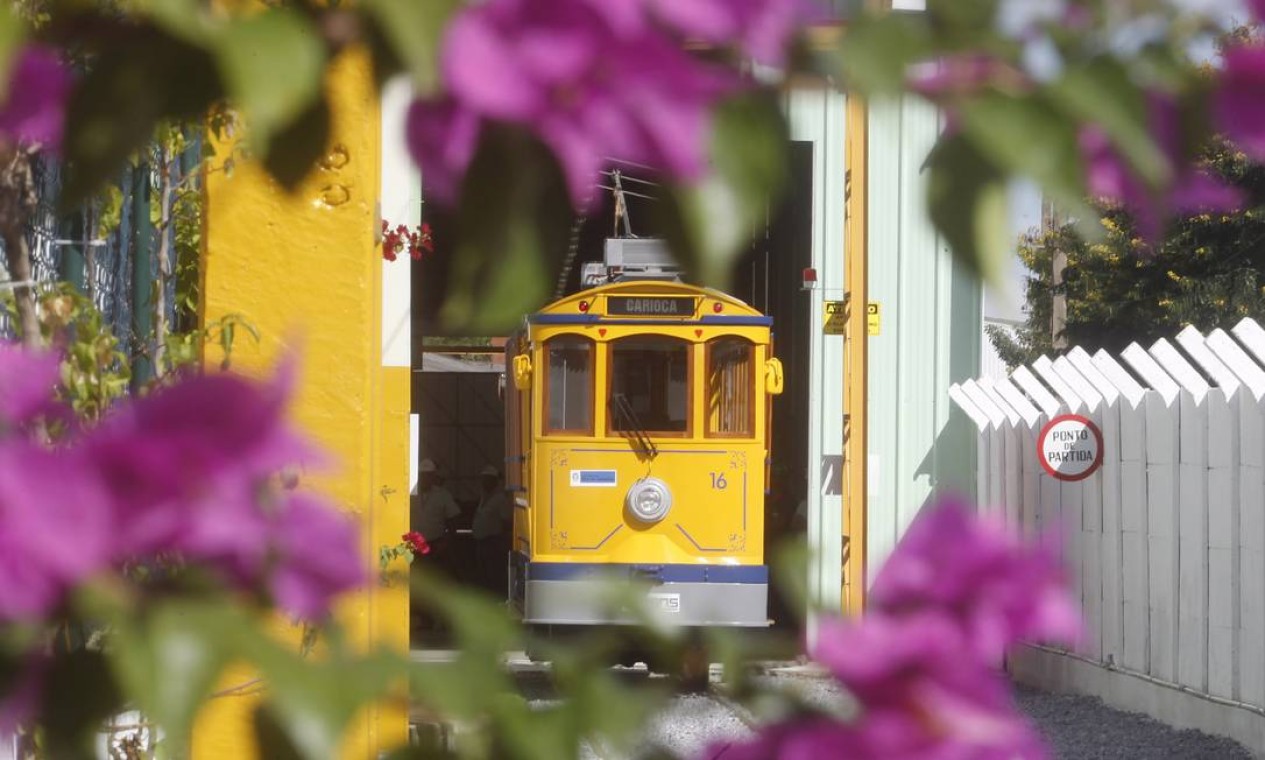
[1014,684,1256,760]
[464,654,1258,759]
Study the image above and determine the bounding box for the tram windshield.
[609,337,690,434]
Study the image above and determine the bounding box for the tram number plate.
[648,593,681,614]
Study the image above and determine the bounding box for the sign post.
[1037,414,1103,481]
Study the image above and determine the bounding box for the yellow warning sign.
[867,302,881,336]
[823,300,847,335]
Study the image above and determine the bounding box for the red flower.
[402,531,431,555]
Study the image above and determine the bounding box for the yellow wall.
[194,47,409,758]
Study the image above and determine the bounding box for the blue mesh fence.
[0,149,190,366]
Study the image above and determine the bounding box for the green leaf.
[925,134,1011,285]
[362,0,458,95]
[831,12,933,95]
[252,706,306,760]
[955,93,1086,207]
[657,93,789,289]
[106,600,242,755]
[1048,60,1170,189]
[214,8,326,149]
[40,650,125,760]
[439,126,574,332]
[62,31,222,204]
[239,634,402,760]
[263,95,332,191]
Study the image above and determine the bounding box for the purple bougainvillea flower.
[811,613,1049,759]
[706,496,1077,760]
[0,342,61,429]
[644,0,819,65]
[405,97,482,205]
[268,493,365,620]
[714,615,1050,759]
[410,0,736,206]
[1081,92,1242,242]
[0,444,110,621]
[0,45,73,151]
[86,361,320,555]
[870,496,1080,661]
[1215,45,1265,163]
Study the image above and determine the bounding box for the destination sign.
[606,296,696,317]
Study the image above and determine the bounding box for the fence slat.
[1144,391,1181,681]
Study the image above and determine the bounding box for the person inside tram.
[470,465,511,594]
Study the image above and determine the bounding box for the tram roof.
[537,280,764,319]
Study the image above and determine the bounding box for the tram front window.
[609,338,689,434]
[546,336,593,433]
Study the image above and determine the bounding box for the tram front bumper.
[515,562,770,628]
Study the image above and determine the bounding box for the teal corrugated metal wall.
[865,96,982,576]
[783,88,981,614]
[784,86,848,613]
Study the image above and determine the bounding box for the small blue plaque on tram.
[606,296,696,317]
[570,469,618,487]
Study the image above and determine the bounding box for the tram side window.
[706,338,753,437]
[545,336,593,433]
[610,337,689,434]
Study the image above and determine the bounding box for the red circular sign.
[1037,414,1104,481]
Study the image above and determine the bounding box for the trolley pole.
[843,87,869,616]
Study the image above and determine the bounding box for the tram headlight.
[626,478,672,523]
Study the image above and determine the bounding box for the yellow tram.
[504,278,783,632]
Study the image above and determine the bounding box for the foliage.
[0,283,129,422]
[992,139,1265,367]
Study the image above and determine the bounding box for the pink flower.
[410,0,736,206]
[705,496,1078,760]
[811,614,1049,759]
[0,342,61,430]
[79,359,363,619]
[0,45,73,151]
[643,0,820,65]
[268,494,366,620]
[403,531,431,555]
[1215,45,1265,164]
[1081,92,1242,242]
[85,362,319,556]
[710,616,1050,759]
[869,496,1081,661]
[0,444,111,621]
[406,97,482,206]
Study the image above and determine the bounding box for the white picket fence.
[951,318,1265,752]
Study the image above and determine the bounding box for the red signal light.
[578,300,590,312]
